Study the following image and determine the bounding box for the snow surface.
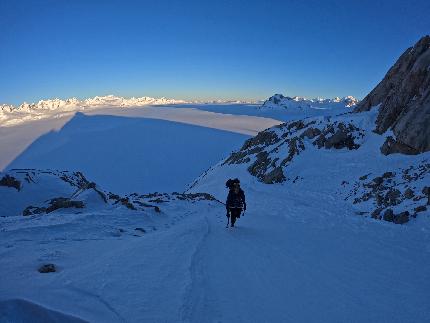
[0,97,429,323]
[1,164,429,322]
[0,105,282,193]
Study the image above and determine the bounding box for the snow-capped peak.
[0,95,191,127]
[260,93,359,110]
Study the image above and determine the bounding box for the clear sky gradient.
[1,0,429,105]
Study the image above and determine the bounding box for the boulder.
[380,136,419,156]
[393,211,409,224]
[384,189,401,206]
[404,188,415,199]
[414,205,427,213]
[300,127,321,139]
[263,167,285,184]
[371,208,383,219]
[383,209,394,222]
[38,264,56,273]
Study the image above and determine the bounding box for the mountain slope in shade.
[354,35,430,153]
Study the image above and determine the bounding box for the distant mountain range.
[260,94,359,110]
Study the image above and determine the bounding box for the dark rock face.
[354,35,430,153]
[0,175,21,191]
[380,136,419,155]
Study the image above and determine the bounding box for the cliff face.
[354,35,430,154]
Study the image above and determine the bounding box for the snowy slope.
[189,106,430,225]
[1,165,429,322]
[2,112,269,193]
[1,97,429,322]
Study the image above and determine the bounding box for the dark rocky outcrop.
[222,118,364,184]
[346,160,430,224]
[23,206,47,216]
[46,198,85,213]
[354,35,430,153]
[38,263,56,273]
[0,175,21,191]
[393,211,410,224]
[380,136,419,155]
[423,186,430,205]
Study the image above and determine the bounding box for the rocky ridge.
[0,169,219,217]
[261,94,359,110]
[354,35,430,154]
[223,115,365,184]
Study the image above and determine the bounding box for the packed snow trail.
[179,189,430,323]
[1,186,429,322]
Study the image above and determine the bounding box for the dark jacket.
[226,188,246,210]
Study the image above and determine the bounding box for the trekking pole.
[226,215,230,228]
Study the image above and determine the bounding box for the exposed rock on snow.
[0,174,21,191]
[0,169,138,217]
[345,160,430,223]
[223,117,365,184]
[0,169,221,218]
[380,136,420,155]
[38,264,57,273]
[260,93,359,110]
[354,35,430,153]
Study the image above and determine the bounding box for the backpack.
[225,178,240,189]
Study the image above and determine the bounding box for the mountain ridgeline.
[189,36,430,225]
[354,35,430,154]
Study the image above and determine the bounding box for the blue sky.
[1,0,429,105]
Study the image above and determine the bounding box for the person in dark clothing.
[225,178,246,227]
